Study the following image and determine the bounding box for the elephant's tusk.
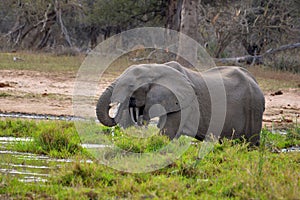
[135,107,140,124]
[130,107,137,124]
[109,102,120,118]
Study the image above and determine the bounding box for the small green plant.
[35,123,82,157]
[56,162,116,188]
[112,126,170,153]
[286,124,300,146]
[258,129,267,177]
[0,119,84,158]
[0,119,38,137]
[0,92,12,97]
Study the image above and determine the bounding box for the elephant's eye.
[129,84,135,88]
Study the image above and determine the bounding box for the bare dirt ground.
[1,69,299,129]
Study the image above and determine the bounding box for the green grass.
[0,51,133,74]
[0,52,84,72]
[0,92,12,98]
[0,118,299,199]
[0,119,85,158]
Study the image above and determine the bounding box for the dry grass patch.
[248,66,300,91]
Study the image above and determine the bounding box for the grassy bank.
[0,52,84,72]
[0,119,84,158]
[0,118,299,199]
[0,52,299,92]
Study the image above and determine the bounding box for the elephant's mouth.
[129,106,144,125]
[128,97,145,125]
[109,98,146,126]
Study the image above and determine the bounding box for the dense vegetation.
[0,0,299,69]
[0,118,299,199]
[0,1,299,198]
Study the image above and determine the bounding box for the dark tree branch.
[215,42,300,65]
[54,0,72,47]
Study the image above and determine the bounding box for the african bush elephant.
[96,61,265,145]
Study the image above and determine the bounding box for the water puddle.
[0,112,83,121]
[281,146,300,153]
[0,137,32,142]
[0,137,96,183]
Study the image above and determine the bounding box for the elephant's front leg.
[158,111,181,140]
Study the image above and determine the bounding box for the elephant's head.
[96,62,199,138]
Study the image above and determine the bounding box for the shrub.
[35,122,82,157]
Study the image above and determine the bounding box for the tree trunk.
[54,0,72,47]
[165,0,183,31]
[179,0,200,42]
[89,26,99,49]
[176,0,201,67]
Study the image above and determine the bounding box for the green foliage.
[261,125,300,149]
[0,119,38,137]
[86,0,166,29]
[44,134,300,199]
[1,119,300,199]
[34,122,82,157]
[286,124,300,145]
[0,92,12,98]
[0,119,84,158]
[112,126,170,153]
[56,162,117,188]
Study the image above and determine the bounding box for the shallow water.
[281,146,300,153]
[0,136,96,182]
[0,112,83,121]
[0,147,57,183]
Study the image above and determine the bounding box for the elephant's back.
[204,66,263,99]
[203,66,265,142]
[207,66,264,108]
[205,66,257,84]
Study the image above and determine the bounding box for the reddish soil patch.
[0,70,75,115]
[0,69,299,129]
[264,88,299,129]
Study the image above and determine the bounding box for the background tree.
[200,0,300,58]
[0,0,299,71]
[85,0,167,48]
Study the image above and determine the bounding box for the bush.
[0,119,38,137]
[35,122,82,157]
[265,50,300,73]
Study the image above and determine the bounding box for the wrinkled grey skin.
[96,61,265,145]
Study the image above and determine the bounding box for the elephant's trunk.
[96,84,117,127]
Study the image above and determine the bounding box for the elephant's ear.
[164,61,196,84]
[111,64,197,114]
[164,61,184,72]
[146,84,180,116]
[164,61,190,76]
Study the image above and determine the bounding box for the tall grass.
[0,119,299,199]
[0,119,84,158]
